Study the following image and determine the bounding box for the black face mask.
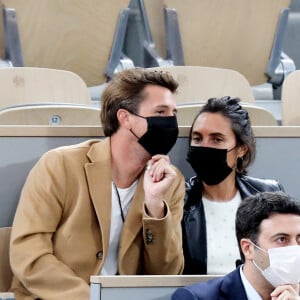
[131,115,179,156]
[186,146,233,185]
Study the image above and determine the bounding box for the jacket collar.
[219,267,248,300]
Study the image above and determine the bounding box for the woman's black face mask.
[186,146,234,185]
[130,113,179,156]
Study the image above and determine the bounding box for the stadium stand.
[1,1,300,299]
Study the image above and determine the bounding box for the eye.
[214,137,223,143]
[275,236,288,244]
[191,136,202,144]
[156,110,165,115]
[211,136,224,144]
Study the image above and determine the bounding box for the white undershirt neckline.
[100,180,138,275]
[202,191,242,275]
[240,265,263,299]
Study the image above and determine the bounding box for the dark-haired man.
[172,191,300,300]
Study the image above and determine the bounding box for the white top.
[203,192,241,275]
[100,180,138,275]
[240,265,263,300]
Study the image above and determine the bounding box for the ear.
[240,238,255,260]
[117,109,131,129]
[237,144,248,158]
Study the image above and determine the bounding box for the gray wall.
[1,135,299,227]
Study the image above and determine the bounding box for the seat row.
[0,66,300,125]
[0,0,298,101]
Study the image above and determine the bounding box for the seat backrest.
[0,104,100,125]
[281,70,300,125]
[149,66,255,104]
[282,0,300,69]
[0,227,13,292]
[1,0,130,86]
[142,0,166,58]
[0,67,92,109]
[176,103,278,126]
[0,1,5,61]
[163,0,290,85]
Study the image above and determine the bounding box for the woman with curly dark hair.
[183,96,284,275]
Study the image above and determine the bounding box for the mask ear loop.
[249,240,269,273]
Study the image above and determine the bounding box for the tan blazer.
[9,138,185,300]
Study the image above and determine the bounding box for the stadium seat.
[0,227,13,293]
[0,67,92,109]
[281,70,300,125]
[176,103,278,126]
[282,0,300,69]
[1,0,133,101]
[0,2,23,68]
[149,66,255,104]
[135,0,295,99]
[0,104,100,125]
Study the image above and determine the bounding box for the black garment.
[182,174,284,274]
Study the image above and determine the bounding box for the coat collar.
[219,267,248,300]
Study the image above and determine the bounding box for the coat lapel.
[85,138,112,257]
[119,176,144,256]
[219,268,248,300]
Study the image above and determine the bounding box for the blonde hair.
[100,68,178,136]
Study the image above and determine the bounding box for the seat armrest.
[0,292,15,300]
[266,8,296,86]
[143,41,173,67]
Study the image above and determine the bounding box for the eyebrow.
[191,131,226,137]
[270,233,289,239]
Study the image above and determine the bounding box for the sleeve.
[171,287,198,300]
[10,150,90,300]
[142,167,185,275]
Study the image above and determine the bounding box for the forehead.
[192,112,233,135]
[138,84,176,111]
[259,213,300,239]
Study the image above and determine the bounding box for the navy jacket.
[172,267,248,300]
[183,175,284,274]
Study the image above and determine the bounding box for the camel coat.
[9,138,185,300]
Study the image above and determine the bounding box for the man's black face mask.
[130,114,179,156]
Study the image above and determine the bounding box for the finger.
[271,285,299,299]
[150,154,170,164]
[150,164,166,182]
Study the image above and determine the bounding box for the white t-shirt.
[202,192,241,275]
[100,180,138,275]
